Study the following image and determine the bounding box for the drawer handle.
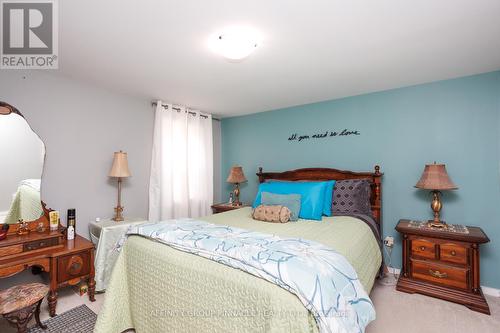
[429,269,448,278]
[27,241,47,250]
[450,250,456,256]
[420,246,425,251]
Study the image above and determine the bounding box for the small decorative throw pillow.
[331,179,372,215]
[252,205,291,223]
[261,192,301,221]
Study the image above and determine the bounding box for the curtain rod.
[151,102,220,121]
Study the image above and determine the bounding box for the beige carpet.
[1,271,498,332]
[367,282,500,333]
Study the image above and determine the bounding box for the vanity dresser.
[0,102,95,317]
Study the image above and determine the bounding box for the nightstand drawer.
[411,238,436,260]
[440,243,467,265]
[412,260,468,290]
[57,251,91,283]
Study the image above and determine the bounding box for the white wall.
[0,71,154,236]
[0,71,222,236]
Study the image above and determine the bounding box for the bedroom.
[0,0,499,332]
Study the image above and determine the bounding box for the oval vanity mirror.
[0,102,46,230]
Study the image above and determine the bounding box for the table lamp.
[226,166,247,206]
[109,151,131,221]
[415,162,457,228]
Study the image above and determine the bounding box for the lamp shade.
[109,151,131,178]
[415,163,457,190]
[226,166,247,184]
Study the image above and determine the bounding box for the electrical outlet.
[383,236,394,248]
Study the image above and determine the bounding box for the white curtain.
[149,101,213,221]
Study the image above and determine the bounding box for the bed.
[94,167,383,333]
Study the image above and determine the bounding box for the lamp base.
[113,206,124,222]
[232,183,241,206]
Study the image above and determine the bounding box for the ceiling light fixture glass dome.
[209,26,261,61]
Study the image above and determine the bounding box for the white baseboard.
[481,286,500,297]
[386,267,500,297]
[387,266,400,275]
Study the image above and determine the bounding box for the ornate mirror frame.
[0,101,51,234]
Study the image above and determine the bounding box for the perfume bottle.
[67,208,76,240]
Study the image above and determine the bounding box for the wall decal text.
[288,129,360,142]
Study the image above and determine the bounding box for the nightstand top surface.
[89,217,147,229]
[212,202,250,208]
[211,203,250,213]
[396,219,489,243]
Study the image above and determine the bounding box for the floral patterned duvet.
[119,219,376,333]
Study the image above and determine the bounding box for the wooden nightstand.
[395,219,490,314]
[211,203,249,214]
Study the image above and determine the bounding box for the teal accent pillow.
[261,192,301,221]
[264,180,336,216]
[253,181,327,220]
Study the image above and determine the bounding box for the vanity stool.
[0,283,48,333]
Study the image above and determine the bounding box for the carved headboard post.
[257,167,264,183]
[372,165,383,233]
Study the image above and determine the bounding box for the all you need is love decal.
[288,129,360,142]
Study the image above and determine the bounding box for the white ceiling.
[59,0,500,117]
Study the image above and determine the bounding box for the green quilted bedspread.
[94,208,381,333]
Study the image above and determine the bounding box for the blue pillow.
[321,180,335,216]
[253,182,327,220]
[265,180,336,216]
[261,192,301,221]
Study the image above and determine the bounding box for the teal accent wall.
[222,71,500,288]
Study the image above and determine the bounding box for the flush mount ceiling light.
[208,26,261,61]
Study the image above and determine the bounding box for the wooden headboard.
[256,166,383,232]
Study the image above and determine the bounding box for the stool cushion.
[0,283,49,315]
